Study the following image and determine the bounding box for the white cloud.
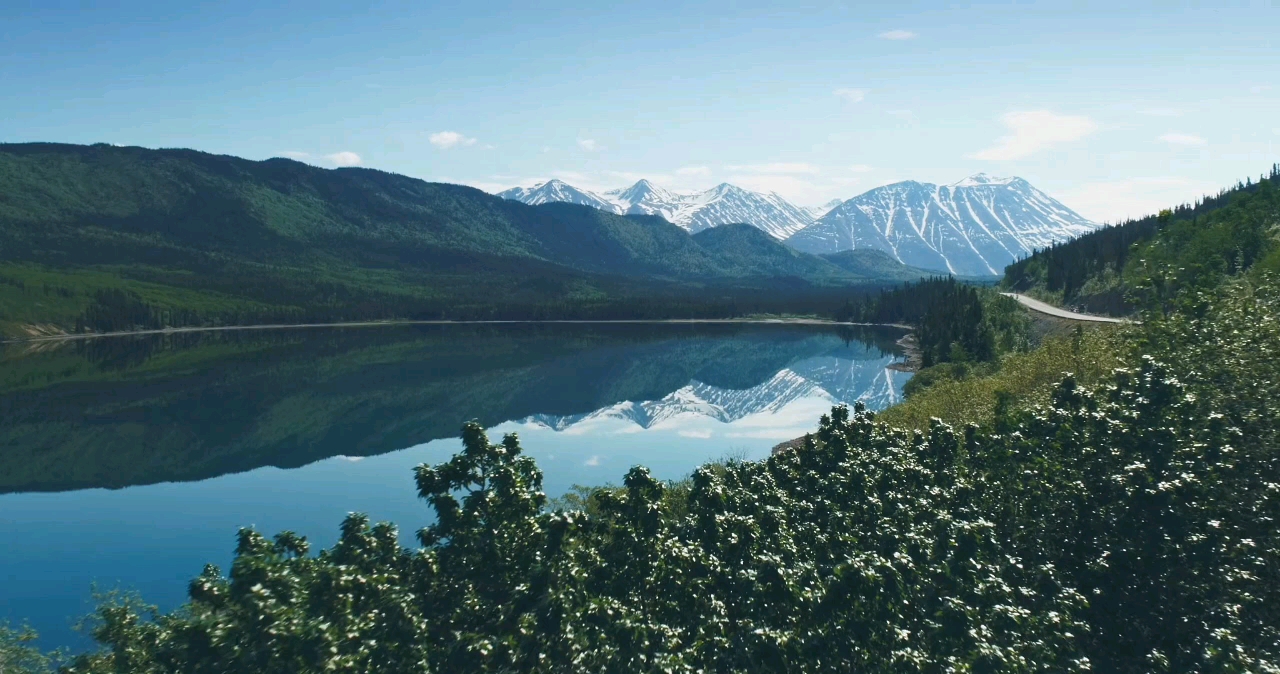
[726,162,820,175]
[578,138,600,151]
[326,151,362,167]
[1057,177,1216,223]
[1158,132,1207,146]
[970,110,1098,161]
[676,165,711,176]
[833,88,867,103]
[878,29,917,40]
[583,455,601,467]
[678,429,712,439]
[1250,85,1272,94]
[428,131,477,149]
[280,150,310,160]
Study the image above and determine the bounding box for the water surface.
[0,324,910,649]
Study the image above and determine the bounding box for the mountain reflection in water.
[0,323,910,650]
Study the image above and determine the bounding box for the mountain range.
[0,143,931,337]
[499,174,1099,277]
[500,179,814,239]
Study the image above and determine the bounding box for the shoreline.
[2,318,913,345]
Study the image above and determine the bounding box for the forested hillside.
[0,143,928,338]
[1004,163,1280,313]
[838,277,1030,367]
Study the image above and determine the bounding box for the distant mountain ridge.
[501,174,1097,277]
[785,174,1100,276]
[499,179,813,239]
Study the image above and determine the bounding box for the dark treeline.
[69,283,901,335]
[837,277,1022,366]
[1004,163,1280,308]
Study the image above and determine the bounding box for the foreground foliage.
[51,278,1280,673]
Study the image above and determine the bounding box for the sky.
[2,0,1277,222]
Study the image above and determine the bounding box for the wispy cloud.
[326,151,362,167]
[726,162,820,175]
[428,131,477,149]
[1158,132,1206,146]
[676,165,711,176]
[578,138,601,151]
[583,455,601,467]
[849,164,873,173]
[971,110,1097,161]
[1137,107,1182,117]
[878,29,916,40]
[833,88,867,103]
[1250,85,1272,94]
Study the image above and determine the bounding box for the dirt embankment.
[887,332,921,373]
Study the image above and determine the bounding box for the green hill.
[1003,163,1280,313]
[818,249,937,282]
[0,143,919,337]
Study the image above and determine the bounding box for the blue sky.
[2,0,1277,221]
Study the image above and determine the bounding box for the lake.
[0,323,911,650]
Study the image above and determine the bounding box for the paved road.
[1001,293,1134,324]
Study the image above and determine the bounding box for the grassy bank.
[878,324,1125,431]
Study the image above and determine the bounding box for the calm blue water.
[0,324,910,651]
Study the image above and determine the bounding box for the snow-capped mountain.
[497,179,813,240]
[784,174,1099,276]
[521,351,908,432]
[496,179,621,213]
